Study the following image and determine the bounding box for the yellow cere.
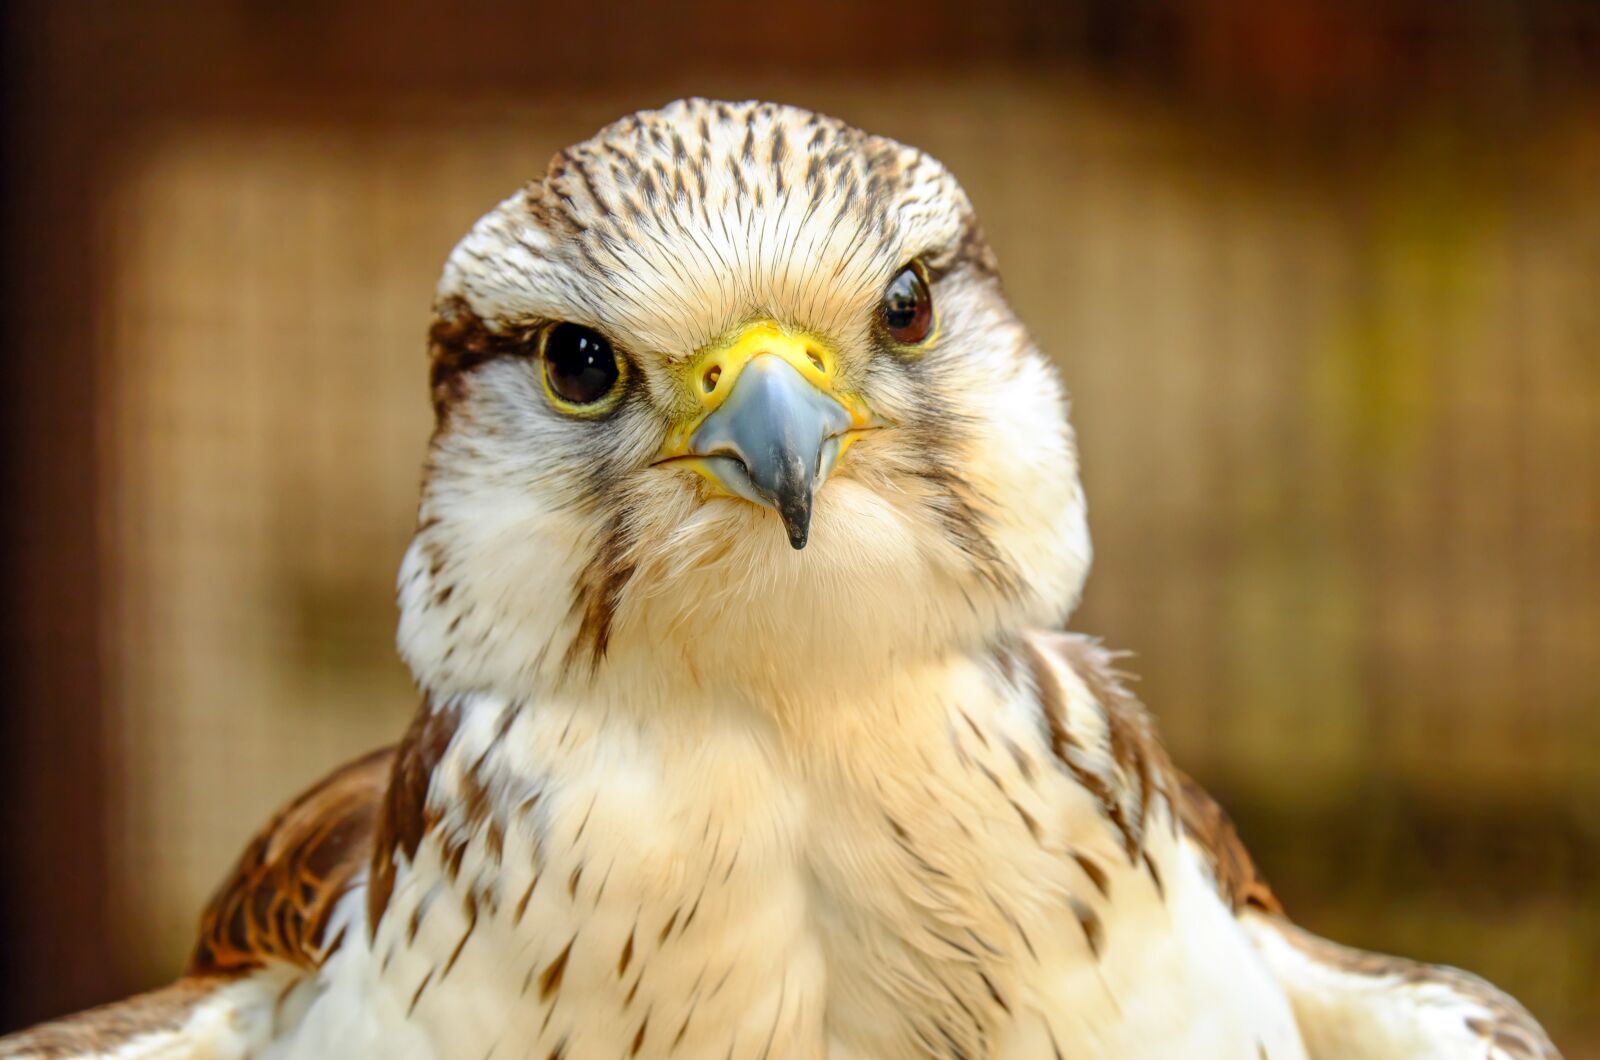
[657,321,882,460]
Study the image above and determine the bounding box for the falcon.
[1,99,1559,1060]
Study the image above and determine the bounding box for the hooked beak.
[653,323,881,549]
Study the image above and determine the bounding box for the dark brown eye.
[880,263,933,344]
[543,323,621,408]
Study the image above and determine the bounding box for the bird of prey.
[0,99,1559,1060]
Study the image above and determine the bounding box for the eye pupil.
[881,265,933,344]
[544,323,620,406]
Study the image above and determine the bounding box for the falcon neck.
[421,634,1037,786]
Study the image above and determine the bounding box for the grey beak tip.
[685,354,849,552]
[779,499,812,550]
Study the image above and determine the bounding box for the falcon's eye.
[880,263,934,345]
[542,323,623,410]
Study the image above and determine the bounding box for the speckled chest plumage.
[268,639,1304,1060]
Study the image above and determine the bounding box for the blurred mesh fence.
[100,81,1599,1045]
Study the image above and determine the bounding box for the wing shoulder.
[188,746,395,975]
[0,750,396,1057]
[1024,631,1280,913]
[1168,767,1283,914]
[1032,633,1560,1055]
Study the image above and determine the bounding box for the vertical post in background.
[0,0,118,1029]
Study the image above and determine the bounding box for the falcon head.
[400,100,1091,700]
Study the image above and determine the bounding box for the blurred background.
[2,0,1597,1051]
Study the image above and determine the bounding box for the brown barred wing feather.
[1170,768,1283,916]
[189,747,394,975]
[0,750,396,1058]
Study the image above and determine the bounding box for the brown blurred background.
[2,0,1597,1051]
